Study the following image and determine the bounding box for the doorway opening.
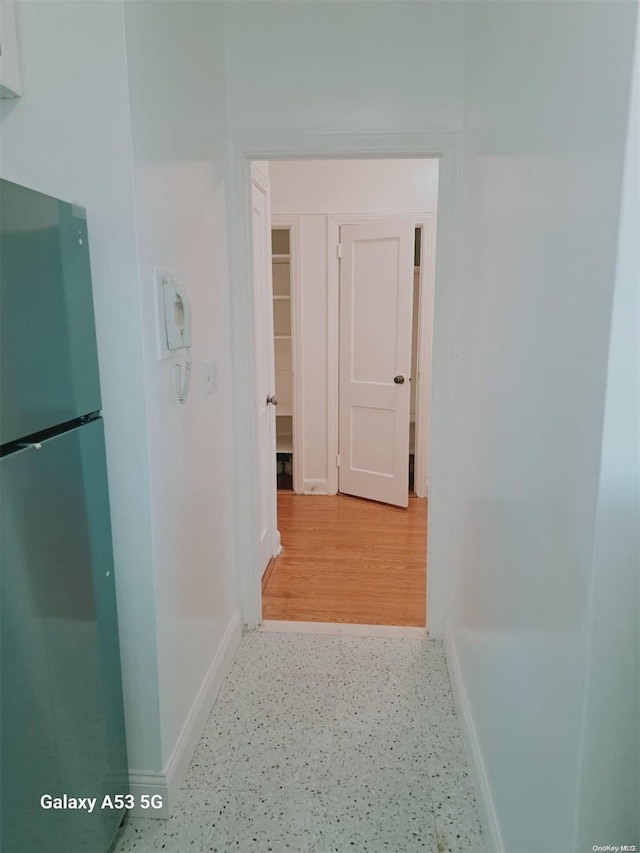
[271,226,295,490]
[250,158,439,630]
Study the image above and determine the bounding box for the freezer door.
[0,179,101,445]
[0,419,128,853]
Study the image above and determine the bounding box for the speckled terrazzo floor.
[113,632,484,853]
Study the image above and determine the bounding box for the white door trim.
[414,215,437,499]
[227,131,464,636]
[327,215,340,496]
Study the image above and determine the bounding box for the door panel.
[339,219,414,508]
[0,419,127,852]
[250,168,278,576]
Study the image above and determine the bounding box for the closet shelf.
[273,295,291,301]
[272,254,291,264]
[276,403,292,416]
[276,434,293,453]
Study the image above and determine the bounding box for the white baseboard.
[261,619,426,639]
[127,771,170,819]
[128,608,242,819]
[443,621,503,853]
[302,478,329,494]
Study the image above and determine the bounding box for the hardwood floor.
[262,493,427,627]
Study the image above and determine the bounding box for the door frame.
[415,215,438,499]
[227,132,463,634]
[326,213,437,499]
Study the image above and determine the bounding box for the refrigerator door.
[1,418,128,853]
[0,179,101,445]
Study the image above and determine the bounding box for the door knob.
[393,375,405,385]
[266,394,278,406]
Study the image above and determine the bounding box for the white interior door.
[251,165,278,575]
[338,219,415,508]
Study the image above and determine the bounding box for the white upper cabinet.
[0,1,22,98]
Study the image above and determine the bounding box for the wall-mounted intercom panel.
[156,270,192,354]
[155,269,192,404]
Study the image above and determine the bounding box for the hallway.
[263,494,428,626]
[114,632,484,852]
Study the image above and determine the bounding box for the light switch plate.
[203,360,216,395]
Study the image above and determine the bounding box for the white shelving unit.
[272,230,294,471]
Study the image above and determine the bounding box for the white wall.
[574,27,639,848]
[122,0,239,783]
[224,2,465,135]
[270,159,439,215]
[0,0,162,774]
[446,3,638,851]
[269,159,438,492]
[0,1,22,97]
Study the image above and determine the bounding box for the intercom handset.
[157,272,192,405]
[162,275,192,351]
